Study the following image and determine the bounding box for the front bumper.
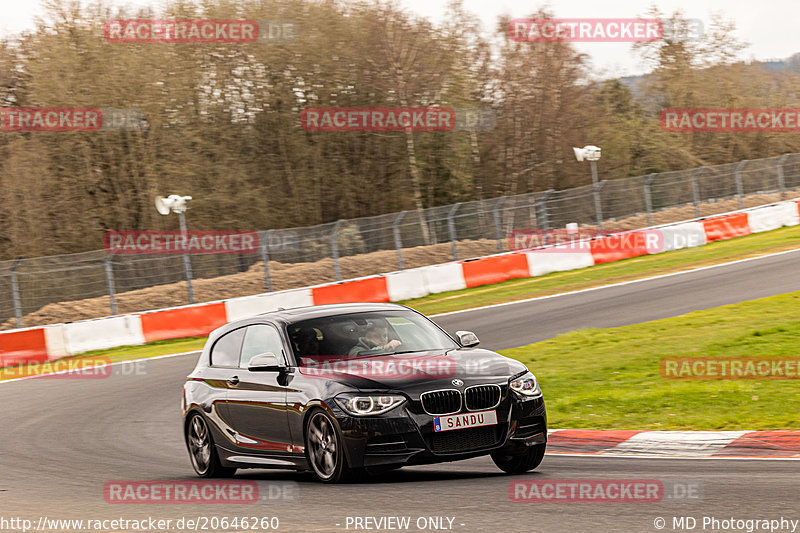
[332,392,547,469]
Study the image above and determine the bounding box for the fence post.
[331,219,344,281]
[447,203,461,261]
[777,154,789,200]
[735,160,748,210]
[261,230,273,292]
[644,174,655,226]
[392,211,406,270]
[492,197,505,253]
[9,256,23,328]
[177,211,194,304]
[593,181,605,231]
[691,167,704,218]
[104,255,118,315]
[537,189,554,230]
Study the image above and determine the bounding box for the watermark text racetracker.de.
[104,19,298,43]
[661,108,800,132]
[0,108,147,132]
[654,516,799,532]
[0,357,147,380]
[509,17,703,42]
[0,515,280,532]
[300,107,495,132]
[104,480,297,504]
[662,357,800,380]
[510,479,702,503]
[104,231,259,254]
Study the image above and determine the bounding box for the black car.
[182,303,547,482]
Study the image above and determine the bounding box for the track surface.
[3,250,800,533]
[436,248,800,349]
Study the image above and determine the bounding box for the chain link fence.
[3,153,800,329]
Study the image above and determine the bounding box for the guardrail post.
[177,211,194,304]
[261,230,273,292]
[691,167,704,218]
[537,189,554,230]
[644,174,655,226]
[492,197,505,253]
[593,181,605,231]
[735,160,748,210]
[392,211,407,270]
[331,220,344,281]
[447,203,461,261]
[9,256,23,328]
[777,154,789,200]
[104,255,118,315]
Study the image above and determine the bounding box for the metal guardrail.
[2,153,800,328]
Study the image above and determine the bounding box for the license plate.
[433,410,497,432]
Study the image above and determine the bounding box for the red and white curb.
[547,429,800,459]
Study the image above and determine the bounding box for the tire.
[491,443,546,474]
[185,412,237,478]
[304,409,355,483]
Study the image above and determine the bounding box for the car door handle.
[227,376,240,386]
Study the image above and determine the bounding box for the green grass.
[404,224,800,316]
[500,291,800,430]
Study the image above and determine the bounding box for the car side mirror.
[455,331,480,348]
[247,352,282,371]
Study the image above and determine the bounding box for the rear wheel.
[305,410,355,483]
[491,443,546,474]
[186,413,237,478]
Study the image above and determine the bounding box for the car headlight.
[334,394,406,416]
[509,371,541,398]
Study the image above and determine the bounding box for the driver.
[349,324,402,355]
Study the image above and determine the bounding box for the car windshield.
[287,310,457,360]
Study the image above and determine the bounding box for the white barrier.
[420,263,467,294]
[525,249,595,277]
[747,202,800,233]
[224,288,314,321]
[43,325,69,360]
[655,222,707,253]
[61,315,145,355]
[385,268,429,301]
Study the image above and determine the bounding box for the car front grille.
[431,425,501,454]
[465,385,501,411]
[420,390,461,415]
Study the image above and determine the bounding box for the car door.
[207,327,247,434]
[225,323,293,455]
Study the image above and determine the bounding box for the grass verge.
[500,291,800,430]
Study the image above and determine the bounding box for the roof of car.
[207,303,413,340]
[268,302,408,322]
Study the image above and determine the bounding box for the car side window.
[240,324,285,369]
[210,328,246,368]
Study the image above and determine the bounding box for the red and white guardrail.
[2,199,800,365]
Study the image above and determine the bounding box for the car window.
[210,327,246,368]
[240,324,285,369]
[289,310,457,358]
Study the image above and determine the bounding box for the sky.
[0,0,797,77]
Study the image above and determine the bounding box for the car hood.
[297,348,528,393]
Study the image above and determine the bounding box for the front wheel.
[491,443,546,474]
[305,410,356,483]
[185,412,237,478]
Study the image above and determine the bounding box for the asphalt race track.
[3,250,800,533]
[435,248,800,349]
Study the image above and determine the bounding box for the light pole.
[155,194,195,304]
[573,145,603,231]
